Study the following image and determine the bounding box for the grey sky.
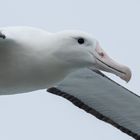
[0,0,139,140]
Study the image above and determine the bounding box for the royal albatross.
[0,26,131,95]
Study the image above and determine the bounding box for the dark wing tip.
[0,32,6,39]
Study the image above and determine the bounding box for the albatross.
[0,26,131,95]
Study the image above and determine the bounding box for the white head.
[51,30,131,82]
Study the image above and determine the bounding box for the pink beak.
[92,42,131,82]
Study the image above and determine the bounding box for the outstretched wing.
[48,69,140,140]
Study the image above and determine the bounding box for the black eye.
[77,38,85,44]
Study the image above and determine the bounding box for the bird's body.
[0,27,71,94]
[0,26,131,95]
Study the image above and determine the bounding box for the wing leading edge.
[48,69,140,140]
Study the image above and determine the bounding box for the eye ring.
[77,38,85,44]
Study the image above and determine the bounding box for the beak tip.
[94,42,132,83]
[120,67,132,83]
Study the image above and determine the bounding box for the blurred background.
[0,0,139,139]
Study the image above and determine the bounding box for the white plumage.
[0,26,131,95]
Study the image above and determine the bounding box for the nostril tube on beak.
[95,42,105,56]
[99,52,104,57]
